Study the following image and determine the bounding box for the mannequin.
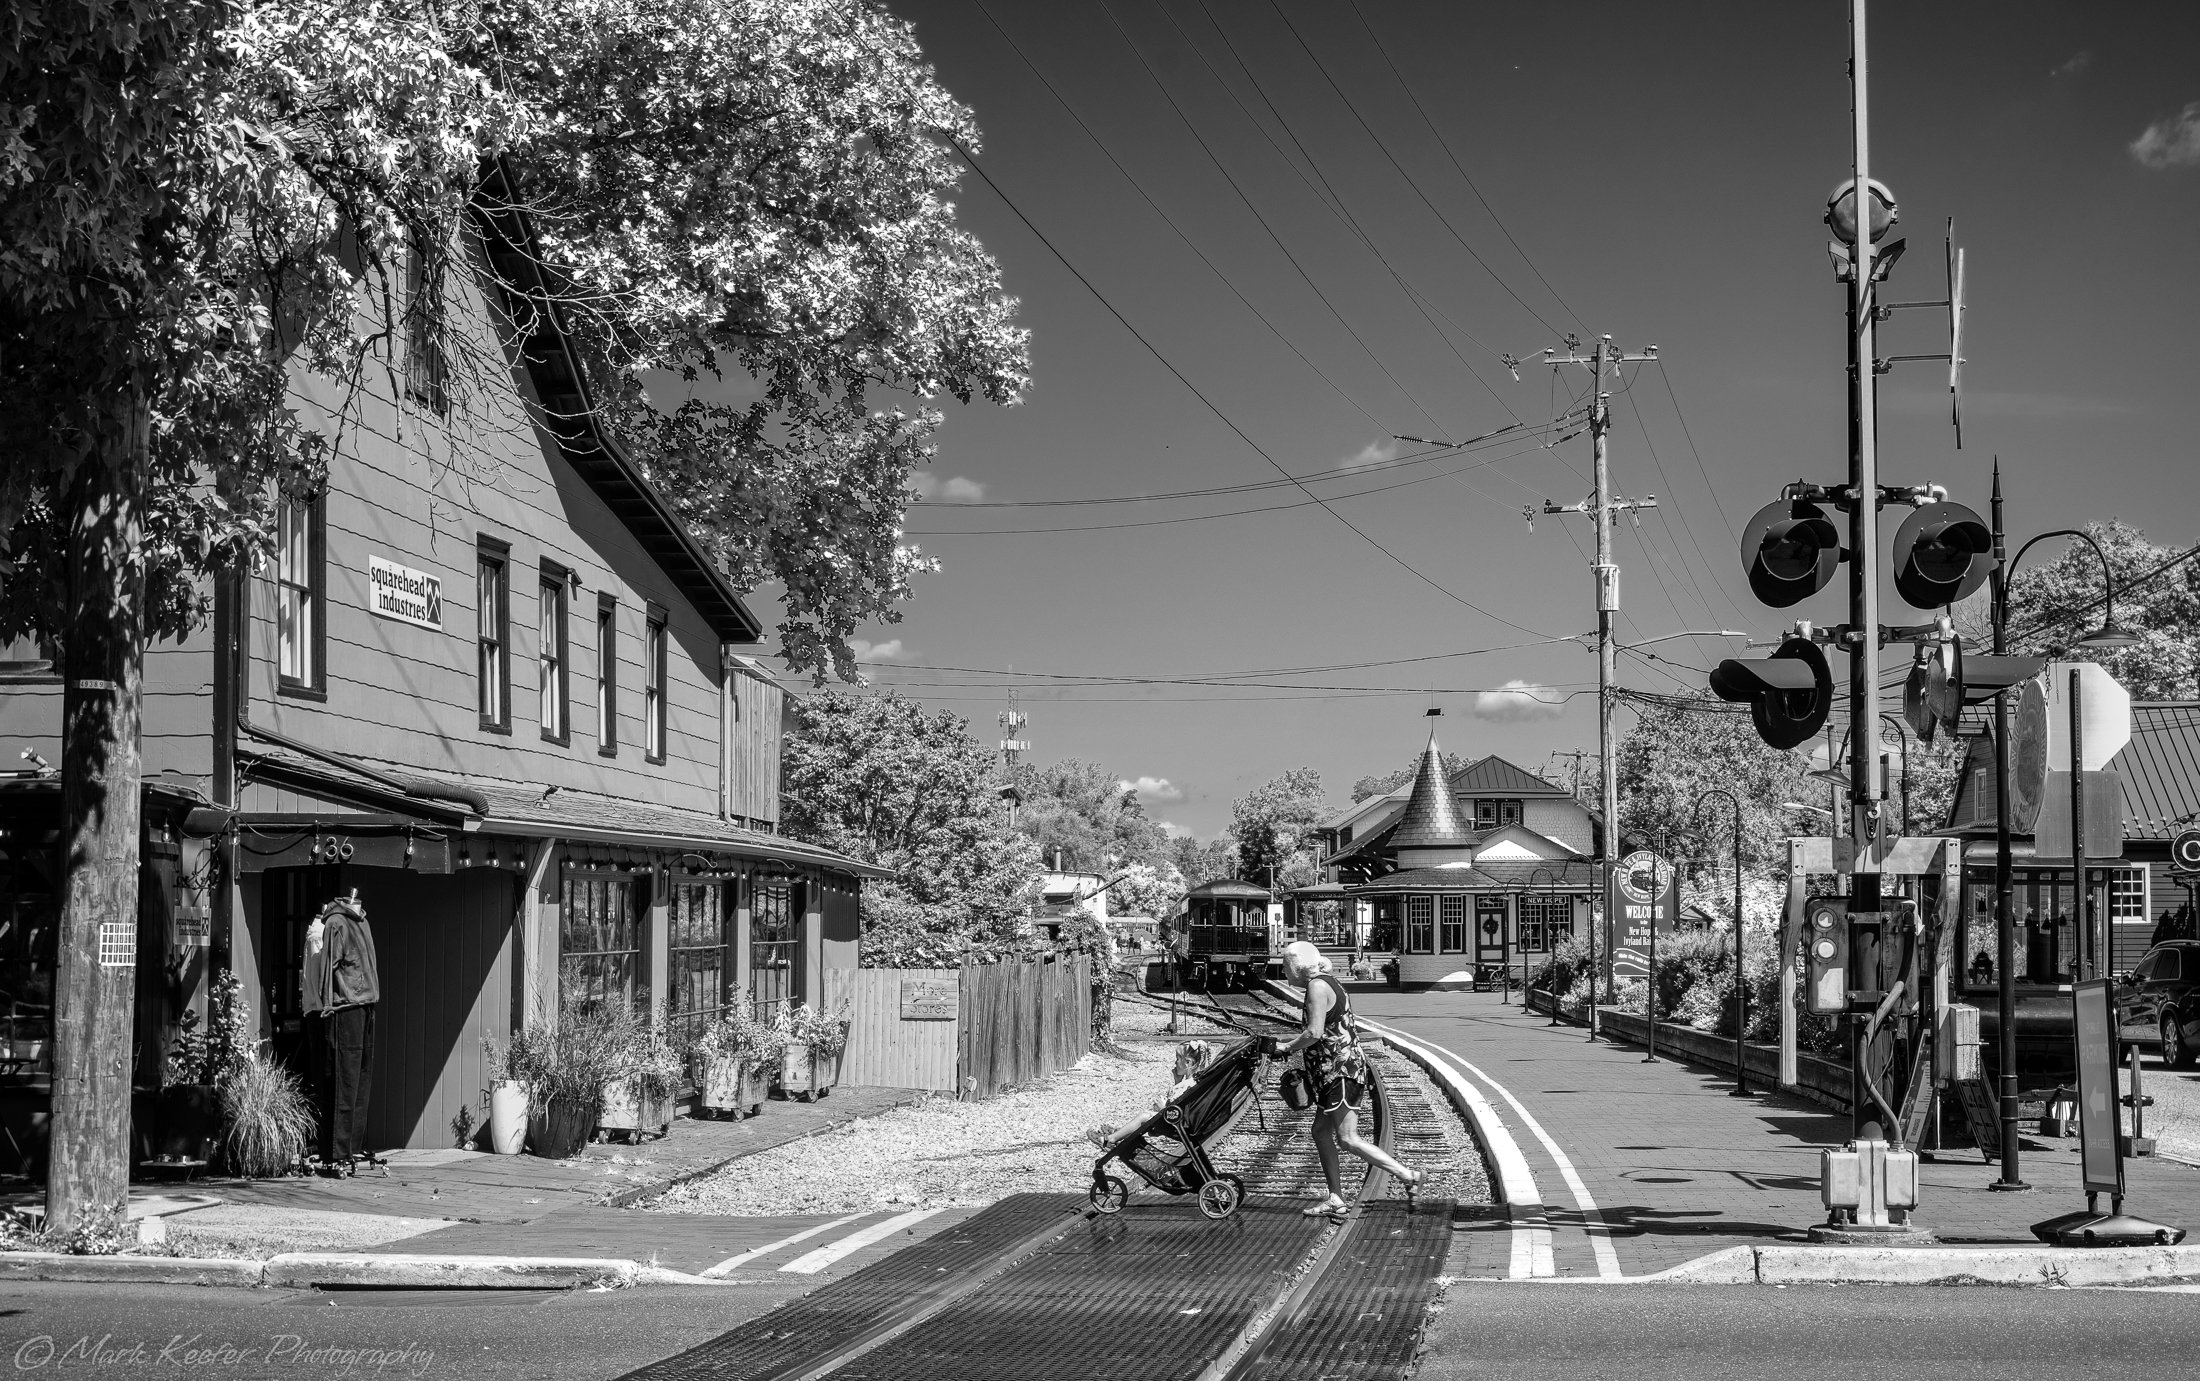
[303,890,381,1173]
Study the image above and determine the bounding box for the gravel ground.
[1375,1040,1495,1206]
[654,1015,1206,1216]
[2138,1054,2200,1163]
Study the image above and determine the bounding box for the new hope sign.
[367,556,443,631]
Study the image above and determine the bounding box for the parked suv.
[2115,940,2200,1067]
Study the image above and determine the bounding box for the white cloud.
[1336,438,1402,471]
[850,638,911,664]
[1121,775,1185,804]
[2131,102,2200,169]
[1158,821,1194,838]
[2051,49,2092,77]
[1472,680,1566,722]
[910,473,987,502]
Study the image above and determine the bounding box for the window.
[1439,895,1467,953]
[538,564,568,744]
[404,241,447,414]
[1473,799,1523,831]
[750,875,799,1012]
[644,605,668,762]
[667,879,732,1050]
[561,873,642,1012]
[1405,895,1434,954]
[596,595,618,756]
[276,495,324,695]
[477,539,509,732]
[1520,895,1575,952]
[2111,866,2148,923]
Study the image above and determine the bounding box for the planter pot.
[528,1096,594,1160]
[780,1046,842,1101]
[699,1054,768,1119]
[597,1078,673,1141]
[152,1084,217,1166]
[488,1080,528,1155]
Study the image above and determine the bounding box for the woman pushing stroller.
[1268,941,1423,1217]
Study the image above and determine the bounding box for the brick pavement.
[1355,991,2200,1278]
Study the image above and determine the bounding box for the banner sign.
[367,556,444,631]
[1609,849,1677,983]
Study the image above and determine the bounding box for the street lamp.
[1695,789,1749,1096]
[1987,487,2141,1193]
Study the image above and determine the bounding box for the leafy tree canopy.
[1231,767,1330,893]
[1167,833,1237,894]
[780,690,1037,967]
[1013,758,1168,875]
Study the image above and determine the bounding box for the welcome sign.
[367,556,443,631]
[1608,849,1676,983]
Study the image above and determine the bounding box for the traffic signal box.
[1804,897,1848,1015]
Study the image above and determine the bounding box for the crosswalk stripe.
[700,1212,873,1277]
[777,1207,945,1275]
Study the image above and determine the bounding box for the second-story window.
[644,604,667,763]
[539,564,568,744]
[477,538,510,732]
[596,594,617,756]
[276,494,324,696]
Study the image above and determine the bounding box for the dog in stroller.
[1088,1036,1267,1219]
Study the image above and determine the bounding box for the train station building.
[1307,724,1601,988]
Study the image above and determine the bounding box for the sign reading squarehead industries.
[367,556,443,631]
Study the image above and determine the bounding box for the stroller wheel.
[1198,1174,1244,1220]
[1090,1174,1129,1215]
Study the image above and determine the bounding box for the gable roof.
[1390,727,1473,850]
[1447,755,1575,798]
[474,165,762,645]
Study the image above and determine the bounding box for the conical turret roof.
[1387,723,1472,850]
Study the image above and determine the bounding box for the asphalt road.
[1419,1282,2200,1381]
[3,1278,2196,1379]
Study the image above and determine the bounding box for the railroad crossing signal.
[1890,502,1993,608]
[1804,897,1850,1016]
[1709,635,1834,751]
[1738,499,1842,608]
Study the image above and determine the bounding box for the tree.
[1350,751,1470,803]
[781,691,1038,966]
[1168,834,1236,892]
[1231,768,1330,892]
[2,0,517,1233]
[1013,759,1167,874]
[473,0,1028,681]
[1108,860,1187,921]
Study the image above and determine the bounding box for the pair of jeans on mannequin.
[303,1004,375,1161]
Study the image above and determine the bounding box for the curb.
[0,1249,734,1291]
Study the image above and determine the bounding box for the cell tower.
[998,685,1030,828]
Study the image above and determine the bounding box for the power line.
[945,133,1554,636]
[1651,363,1740,542]
[859,636,1584,687]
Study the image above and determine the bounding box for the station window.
[750,875,800,1012]
[2110,866,2148,923]
[596,595,617,756]
[1473,799,1523,830]
[539,565,568,745]
[1438,895,1467,953]
[1406,895,1434,954]
[477,538,510,732]
[644,605,668,763]
[1519,894,1574,952]
[560,873,642,1012]
[667,878,732,1051]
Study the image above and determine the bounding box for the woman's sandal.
[1400,1167,1425,1206]
[1303,1198,1346,1217]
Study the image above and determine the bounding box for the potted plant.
[695,1000,777,1119]
[598,1026,682,1142]
[481,1036,528,1155]
[776,1002,849,1102]
[152,970,248,1172]
[507,1002,626,1160]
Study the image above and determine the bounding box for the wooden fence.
[825,954,1091,1098]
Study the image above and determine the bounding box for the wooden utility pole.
[1534,336,1659,1041]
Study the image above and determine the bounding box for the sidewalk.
[1356,991,2200,1279]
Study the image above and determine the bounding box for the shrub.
[779,1002,850,1058]
[693,998,781,1066]
[507,1001,636,1116]
[166,969,249,1088]
[218,1051,315,1179]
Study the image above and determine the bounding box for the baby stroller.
[1089,1036,1268,1219]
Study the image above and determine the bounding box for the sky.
[783,2,2200,839]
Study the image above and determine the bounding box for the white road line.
[1400,1031,1625,1280]
[1367,1022,1552,1279]
[700,1212,872,1277]
[778,1207,945,1275]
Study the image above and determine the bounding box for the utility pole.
[1534,335,1659,1042]
[998,686,1029,829]
[1547,747,1595,806]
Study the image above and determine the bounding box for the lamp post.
[1989,490,2140,1191]
[1695,789,1748,1096]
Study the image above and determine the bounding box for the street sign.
[2008,677,2050,831]
[2072,979,2124,1198]
[2046,661,2131,772]
[1609,850,1676,983]
[2174,830,2200,872]
[2030,771,2125,861]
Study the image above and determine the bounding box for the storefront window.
[561,874,641,1012]
[1438,896,1467,953]
[1520,895,1574,952]
[0,833,58,1061]
[667,879,729,1049]
[1406,896,1434,954]
[750,876,798,1012]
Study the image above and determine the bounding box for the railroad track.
[620,986,1450,1381]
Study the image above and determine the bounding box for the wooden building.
[1314,724,1599,988]
[0,185,881,1155]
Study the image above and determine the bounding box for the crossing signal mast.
[1706,0,2031,1242]
[999,689,1030,829]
